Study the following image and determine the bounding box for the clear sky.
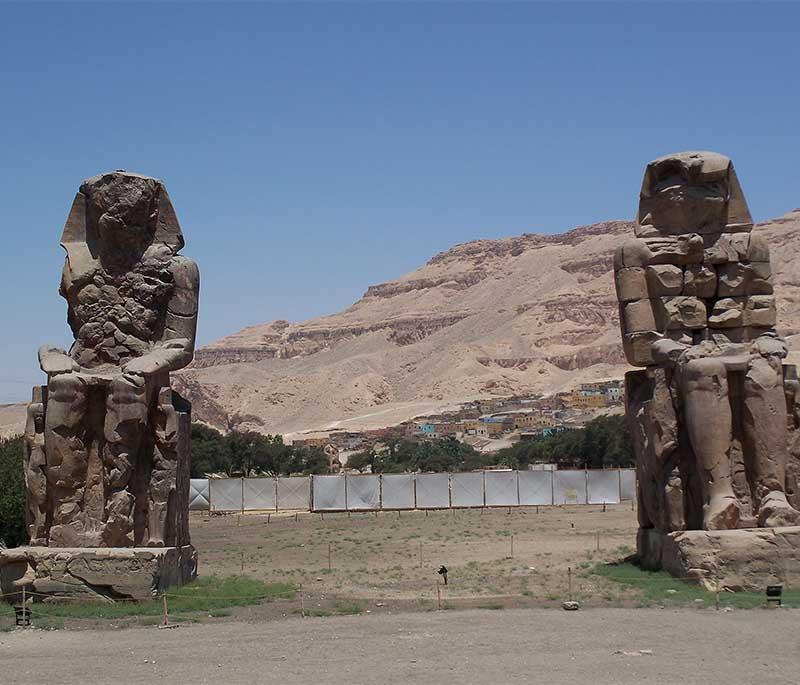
[1,2,799,403]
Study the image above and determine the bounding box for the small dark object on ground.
[14,605,32,627]
[766,585,783,607]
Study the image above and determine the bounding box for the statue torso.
[66,253,175,369]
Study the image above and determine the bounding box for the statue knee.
[47,373,85,403]
[684,358,728,390]
[45,374,86,429]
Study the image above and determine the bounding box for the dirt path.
[3,608,797,684]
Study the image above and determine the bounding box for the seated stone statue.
[27,171,199,549]
[615,151,800,534]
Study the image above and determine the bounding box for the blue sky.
[1,2,799,402]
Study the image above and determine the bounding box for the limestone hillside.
[171,209,800,439]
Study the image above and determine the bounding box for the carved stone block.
[746,234,770,262]
[622,299,658,333]
[708,297,744,328]
[748,262,773,295]
[744,295,777,328]
[0,546,197,602]
[717,262,749,297]
[645,265,683,296]
[704,233,747,264]
[622,330,661,366]
[683,264,717,297]
[656,296,707,330]
[614,266,648,302]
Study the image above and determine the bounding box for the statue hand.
[123,353,167,377]
[38,346,78,376]
[651,338,688,366]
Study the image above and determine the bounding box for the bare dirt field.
[3,607,799,685]
[192,503,640,611]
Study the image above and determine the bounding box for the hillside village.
[291,378,624,469]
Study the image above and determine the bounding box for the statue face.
[647,170,727,234]
[85,174,158,255]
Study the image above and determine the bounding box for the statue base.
[0,545,197,603]
[637,526,800,590]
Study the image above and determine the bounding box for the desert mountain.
[172,209,800,439]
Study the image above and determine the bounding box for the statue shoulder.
[614,237,651,271]
[169,255,199,288]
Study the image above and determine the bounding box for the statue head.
[60,171,185,276]
[637,151,752,236]
[82,172,160,255]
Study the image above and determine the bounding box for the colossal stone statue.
[2,171,199,600]
[617,152,800,586]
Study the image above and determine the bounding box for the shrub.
[0,436,26,548]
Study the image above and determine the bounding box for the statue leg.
[148,388,179,546]
[102,375,148,546]
[24,387,48,544]
[44,373,89,546]
[743,356,800,527]
[683,358,741,530]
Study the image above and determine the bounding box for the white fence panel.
[620,469,636,501]
[518,471,553,505]
[380,474,415,509]
[587,470,620,504]
[189,478,210,511]
[346,475,381,510]
[450,472,484,508]
[553,470,587,505]
[210,478,243,512]
[415,473,450,509]
[243,478,277,510]
[312,475,347,511]
[276,477,310,510]
[485,471,519,506]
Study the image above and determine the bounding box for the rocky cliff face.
[171,210,800,438]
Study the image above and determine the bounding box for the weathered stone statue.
[617,151,800,586]
[1,171,199,600]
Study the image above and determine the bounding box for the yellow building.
[563,393,606,410]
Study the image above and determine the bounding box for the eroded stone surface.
[639,527,800,591]
[0,546,197,601]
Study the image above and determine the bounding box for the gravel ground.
[3,607,798,684]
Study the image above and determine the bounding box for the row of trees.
[346,436,492,473]
[494,415,634,470]
[191,424,330,478]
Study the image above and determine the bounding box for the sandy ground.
[3,607,799,684]
[192,503,639,607]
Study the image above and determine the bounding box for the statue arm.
[123,256,199,377]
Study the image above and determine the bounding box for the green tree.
[190,423,228,477]
[495,415,633,470]
[0,436,26,548]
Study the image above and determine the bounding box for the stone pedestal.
[638,526,800,590]
[0,545,197,602]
